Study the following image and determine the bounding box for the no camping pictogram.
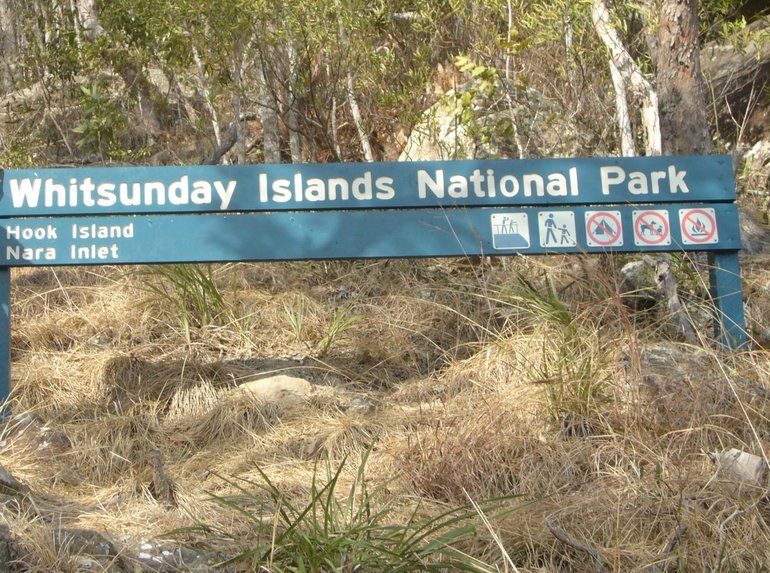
[585,210,623,247]
[633,210,671,246]
[679,208,718,245]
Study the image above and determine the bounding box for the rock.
[399,78,593,161]
[622,342,728,423]
[636,342,711,379]
[710,448,768,487]
[739,209,770,255]
[1,413,72,457]
[133,540,217,572]
[758,325,770,348]
[740,140,770,195]
[52,528,122,571]
[700,17,770,141]
[233,375,312,406]
[345,395,379,415]
[0,465,28,496]
[618,259,658,311]
[53,528,117,557]
[0,524,11,573]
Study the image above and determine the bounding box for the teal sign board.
[0,156,748,407]
[0,155,735,216]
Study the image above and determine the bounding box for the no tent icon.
[585,210,623,247]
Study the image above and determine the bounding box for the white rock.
[234,375,312,405]
[712,448,769,486]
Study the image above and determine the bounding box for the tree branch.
[202,112,258,165]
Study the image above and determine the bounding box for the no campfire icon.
[679,208,719,245]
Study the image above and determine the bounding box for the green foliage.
[72,83,128,160]
[207,446,521,572]
[0,141,39,169]
[512,273,575,334]
[283,294,307,347]
[137,264,229,339]
[699,0,770,43]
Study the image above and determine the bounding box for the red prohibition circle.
[586,212,622,246]
[681,209,716,243]
[634,211,669,245]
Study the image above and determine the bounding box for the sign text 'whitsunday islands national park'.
[0,156,735,216]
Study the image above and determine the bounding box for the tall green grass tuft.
[511,272,613,429]
[208,446,522,572]
[138,264,229,338]
[283,294,364,356]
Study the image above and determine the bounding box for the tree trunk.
[286,39,302,163]
[255,53,281,164]
[346,71,374,162]
[75,0,102,39]
[592,0,661,156]
[655,0,712,155]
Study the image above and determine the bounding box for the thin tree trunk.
[233,37,246,165]
[75,0,102,39]
[592,0,662,156]
[255,53,281,164]
[286,38,302,163]
[347,71,373,162]
[609,59,635,156]
[329,64,342,160]
[0,0,17,92]
[191,40,227,164]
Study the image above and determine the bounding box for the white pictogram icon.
[491,213,530,249]
[679,208,718,245]
[633,209,671,246]
[539,211,576,248]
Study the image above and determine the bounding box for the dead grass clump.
[11,351,109,417]
[296,414,386,460]
[394,402,532,503]
[61,405,162,485]
[161,388,280,453]
[12,312,83,352]
[100,353,250,406]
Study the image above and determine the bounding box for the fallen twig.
[646,525,687,572]
[545,515,609,573]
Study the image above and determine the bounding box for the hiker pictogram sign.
[679,208,719,245]
[633,209,670,246]
[538,211,576,247]
[585,210,623,247]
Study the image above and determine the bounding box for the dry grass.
[2,256,770,572]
